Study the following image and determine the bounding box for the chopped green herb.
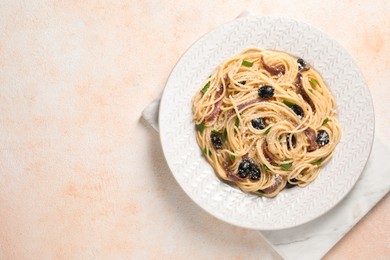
[283,100,295,107]
[201,82,211,94]
[202,147,212,156]
[242,60,253,67]
[308,89,313,93]
[211,129,227,142]
[263,164,270,172]
[230,154,235,162]
[310,78,319,86]
[196,122,205,133]
[211,130,223,135]
[322,118,329,126]
[312,158,322,165]
[263,126,272,135]
[280,162,293,171]
[235,117,240,127]
[255,190,265,196]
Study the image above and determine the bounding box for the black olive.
[291,104,304,118]
[238,158,261,180]
[258,85,274,98]
[238,159,251,178]
[210,133,223,149]
[286,178,298,188]
[251,118,266,130]
[297,58,306,70]
[238,80,246,85]
[316,130,329,147]
[249,164,261,180]
[286,134,296,149]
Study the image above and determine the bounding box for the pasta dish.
[192,47,341,197]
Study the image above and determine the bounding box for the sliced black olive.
[258,85,274,99]
[249,164,261,181]
[238,158,251,178]
[297,58,306,70]
[286,134,296,149]
[291,104,304,119]
[238,158,261,180]
[316,130,329,147]
[286,178,298,188]
[210,133,223,149]
[251,118,266,130]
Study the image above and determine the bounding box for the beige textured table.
[0,1,389,259]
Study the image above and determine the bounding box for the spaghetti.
[192,47,341,197]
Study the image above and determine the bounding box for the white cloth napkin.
[141,12,390,259]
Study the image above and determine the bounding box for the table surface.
[0,1,389,259]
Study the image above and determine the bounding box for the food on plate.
[193,47,341,197]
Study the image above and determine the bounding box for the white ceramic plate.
[159,16,374,230]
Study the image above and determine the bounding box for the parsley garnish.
[196,122,205,133]
[201,82,210,94]
[202,147,212,156]
[211,130,223,135]
[264,126,272,135]
[310,78,319,86]
[283,100,295,107]
[280,162,293,171]
[255,190,265,196]
[242,60,253,67]
[312,158,322,165]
